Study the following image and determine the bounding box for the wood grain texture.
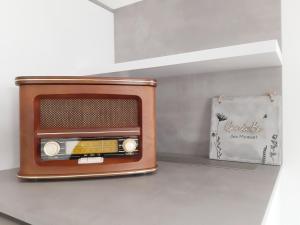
[16,76,157,179]
[15,76,157,86]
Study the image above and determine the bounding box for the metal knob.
[43,141,60,156]
[122,139,137,153]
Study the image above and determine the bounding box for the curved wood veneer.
[17,167,157,180]
[15,76,157,87]
[16,76,157,179]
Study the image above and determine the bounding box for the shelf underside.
[0,159,279,225]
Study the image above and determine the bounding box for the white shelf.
[96,40,282,77]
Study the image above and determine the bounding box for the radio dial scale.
[40,137,139,163]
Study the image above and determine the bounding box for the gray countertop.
[0,160,279,225]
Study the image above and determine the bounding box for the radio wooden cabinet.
[15,76,157,179]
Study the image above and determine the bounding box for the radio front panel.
[36,95,142,165]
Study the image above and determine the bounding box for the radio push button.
[122,139,137,153]
[43,141,60,156]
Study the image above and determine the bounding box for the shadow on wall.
[154,67,282,158]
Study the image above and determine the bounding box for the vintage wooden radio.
[15,76,157,179]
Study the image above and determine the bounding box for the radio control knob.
[122,139,137,153]
[43,141,60,156]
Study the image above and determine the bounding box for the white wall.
[0,0,114,170]
[281,0,300,224]
[264,1,300,225]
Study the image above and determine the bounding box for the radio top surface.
[15,76,157,87]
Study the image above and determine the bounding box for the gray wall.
[115,0,281,62]
[114,0,282,159]
[156,67,281,158]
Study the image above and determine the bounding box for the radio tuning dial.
[122,139,137,153]
[43,141,60,157]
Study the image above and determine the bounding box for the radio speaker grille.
[39,98,139,129]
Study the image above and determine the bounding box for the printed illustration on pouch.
[209,96,282,165]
